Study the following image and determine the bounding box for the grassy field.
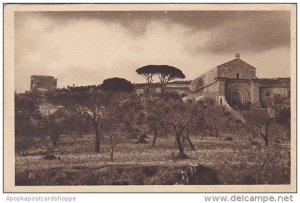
[15,133,290,185]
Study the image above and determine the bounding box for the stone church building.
[188,54,290,108]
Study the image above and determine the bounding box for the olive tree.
[254,95,290,146]
[160,96,200,159]
[120,96,145,138]
[144,99,168,146]
[83,77,134,154]
[15,92,41,154]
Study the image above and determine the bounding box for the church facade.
[188,54,290,108]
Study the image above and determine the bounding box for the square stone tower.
[30,75,57,93]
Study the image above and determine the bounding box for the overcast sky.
[15,10,291,92]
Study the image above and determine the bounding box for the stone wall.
[135,87,161,96]
[31,75,57,92]
[217,59,256,79]
[190,67,218,92]
[199,81,220,96]
[259,87,290,107]
[250,80,261,107]
[259,78,290,107]
[183,81,220,102]
[166,82,191,93]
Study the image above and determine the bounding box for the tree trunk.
[110,146,114,162]
[264,124,270,146]
[175,132,188,159]
[263,133,268,146]
[202,128,207,139]
[263,118,273,146]
[160,84,167,93]
[185,135,195,150]
[95,124,101,153]
[146,85,150,98]
[152,129,158,146]
[181,134,186,143]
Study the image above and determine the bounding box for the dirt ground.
[15,134,290,185]
[16,164,221,185]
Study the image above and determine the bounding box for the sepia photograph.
[3,3,296,192]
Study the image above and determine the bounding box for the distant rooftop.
[31,75,56,79]
[134,80,191,88]
[259,78,290,88]
[259,78,290,83]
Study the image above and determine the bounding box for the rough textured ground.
[15,134,290,185]
[16,164,220,185]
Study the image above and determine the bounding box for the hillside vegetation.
[15,91,291,185]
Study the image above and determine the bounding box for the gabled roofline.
[216,58,256,70]
[31,75,56,78]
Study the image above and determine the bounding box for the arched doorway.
[227,88,250,108]
[231,91,244,106]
